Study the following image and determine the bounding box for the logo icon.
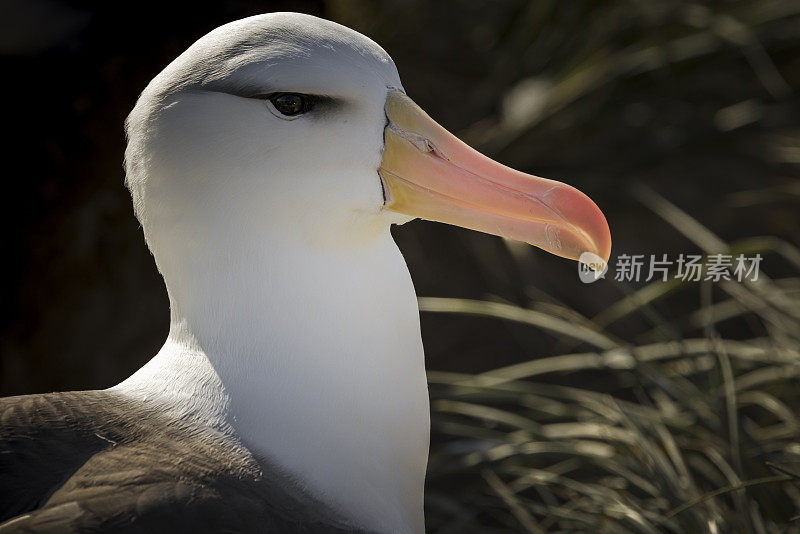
[578,252,608,283]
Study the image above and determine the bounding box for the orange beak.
[379,90,611,263]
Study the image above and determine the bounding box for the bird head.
[125,12,610,280]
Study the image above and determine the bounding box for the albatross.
[0,12,611,534]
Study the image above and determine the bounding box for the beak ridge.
[380,90,611,263]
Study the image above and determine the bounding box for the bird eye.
[268,93,311,117]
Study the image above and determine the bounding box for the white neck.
[114,227,429,534]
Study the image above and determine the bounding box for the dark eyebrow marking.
[196,87,339,119]
[223,87,337,106]
[195,78,332,102]
[199,80,279,100]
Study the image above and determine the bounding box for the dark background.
[2,0,798,396]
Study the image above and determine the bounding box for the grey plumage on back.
[0,391,367,533]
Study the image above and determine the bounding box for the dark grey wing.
[0,391,367,533]
[0,392,113,521]
[0,478,352,534]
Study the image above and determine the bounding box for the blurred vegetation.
[2,0,800,531]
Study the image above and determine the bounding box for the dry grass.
[423,190,800,532]
[400,1,800,531]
